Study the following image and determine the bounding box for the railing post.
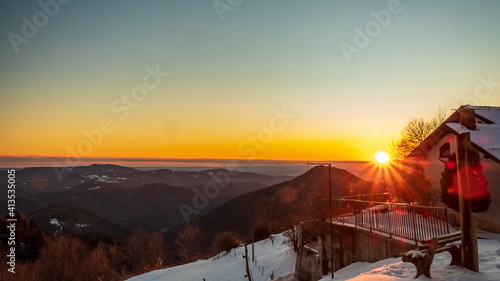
[445,207,450,234]
[388,205,392,238]
[340,200,345,225]
[410,206,418,245]
[369,210,372,233]
[335,200,449,244]
[354,211,357,229]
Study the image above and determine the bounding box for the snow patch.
[85,174,124,183]
[50,218,63,236]
[50,218,61,226]
[405,250,424,259]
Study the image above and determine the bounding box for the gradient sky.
[1,0,500,164]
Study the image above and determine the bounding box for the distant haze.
[0,157,377,180]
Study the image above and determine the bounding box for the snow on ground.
[50,218,61,226]
[320,230,500,281]
[50,217,63,236]
[127,234,296,281]
[85,174,125,183]
[127,231,500,281]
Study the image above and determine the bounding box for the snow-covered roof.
[468,105,500,124]
[408,105,500,163]
[446,122,500,161]
[445,106,500,162]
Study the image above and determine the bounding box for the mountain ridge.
[166,165,382,252]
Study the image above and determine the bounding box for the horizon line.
[0,155,370,169]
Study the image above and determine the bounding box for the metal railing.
[332,199,449,244]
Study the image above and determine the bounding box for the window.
[440,143,451,158]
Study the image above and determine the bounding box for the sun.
[375,151,390,164]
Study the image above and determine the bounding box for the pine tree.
[395,161,432,204]
[440,150,491,213]
[23,231,44,262]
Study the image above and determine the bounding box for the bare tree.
[282,225,300,252]
[306,191,329,238]
[175,224,203,263]
[81,243,113,281]
[126,229,165,272]
[38,237,86,281]
[391,108,446,160]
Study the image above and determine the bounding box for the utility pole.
[329,163,334,278]
[456,132,479,272]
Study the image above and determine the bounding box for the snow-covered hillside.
[129,230,500,281]
[127,234,296,281]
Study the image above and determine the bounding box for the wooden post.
[244,243,252,281]
[456,132,479,272]
[328,164,334,278]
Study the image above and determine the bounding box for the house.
[407,105,500,233]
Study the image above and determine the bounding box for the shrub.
[38,237,87,281]
[212,231,240,255]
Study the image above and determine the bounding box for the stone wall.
[294,246,322,281]
[330,224,415,271]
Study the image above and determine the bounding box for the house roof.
[471,106,500,124]
[407,105,500,164]
[447,123,500,162]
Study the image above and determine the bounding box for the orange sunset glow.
[1,1,500,168]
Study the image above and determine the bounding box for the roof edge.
[406,105,500,164]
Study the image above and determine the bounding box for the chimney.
[459,107,476,130]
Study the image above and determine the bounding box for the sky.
[1,0,500,166]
